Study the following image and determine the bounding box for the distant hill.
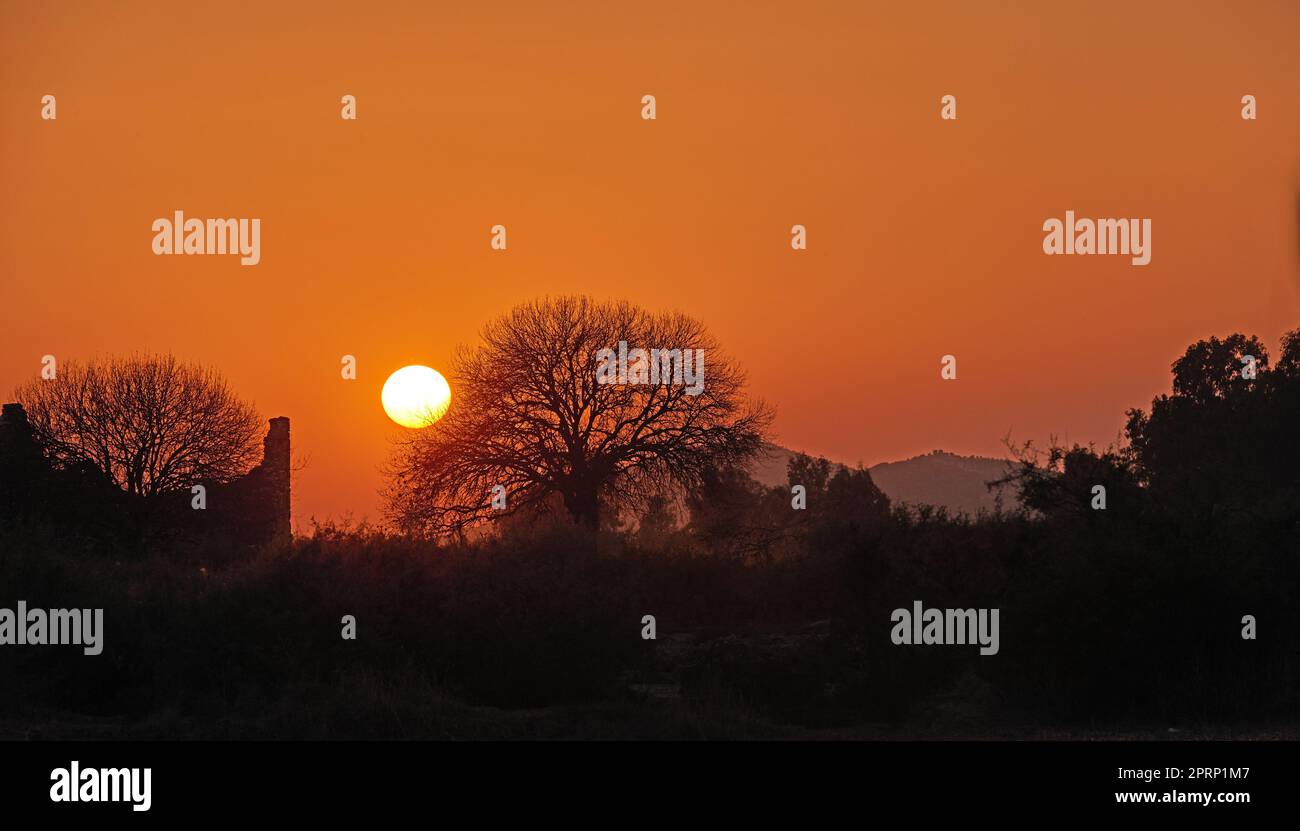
[750,445,1019,516]
[867,450,1018,515]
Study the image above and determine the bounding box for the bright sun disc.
[382,365,451,428]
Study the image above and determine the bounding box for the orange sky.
[3,1,1298,529]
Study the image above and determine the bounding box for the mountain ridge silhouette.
[750,444,1018,516]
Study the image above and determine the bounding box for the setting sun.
[381,365,451,428]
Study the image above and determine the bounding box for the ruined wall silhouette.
[0,402,291,550]
[200,416,292,548]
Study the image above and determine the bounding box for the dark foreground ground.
[5,624,1297,741]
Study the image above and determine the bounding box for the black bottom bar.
[2,739,1286,818]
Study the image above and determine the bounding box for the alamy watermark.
[1043,211,1151,266]
[0,601,103,655]
[890,600,999,656]
[151,211,261,265]
[595,341,705,396]
[50,762,150,812]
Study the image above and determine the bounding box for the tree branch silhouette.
[384,296,773,534]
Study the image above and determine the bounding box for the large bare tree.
[385,297,773,533]
[14,354,262,496]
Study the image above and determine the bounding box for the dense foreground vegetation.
[2,330,1298,738]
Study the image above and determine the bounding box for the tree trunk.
[563,485,600,528]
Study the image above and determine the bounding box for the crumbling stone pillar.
[262,417,291,547]
[0,403,45,518]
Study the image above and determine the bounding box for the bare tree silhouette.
[14,354,262,496]
[385,296,773,533]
